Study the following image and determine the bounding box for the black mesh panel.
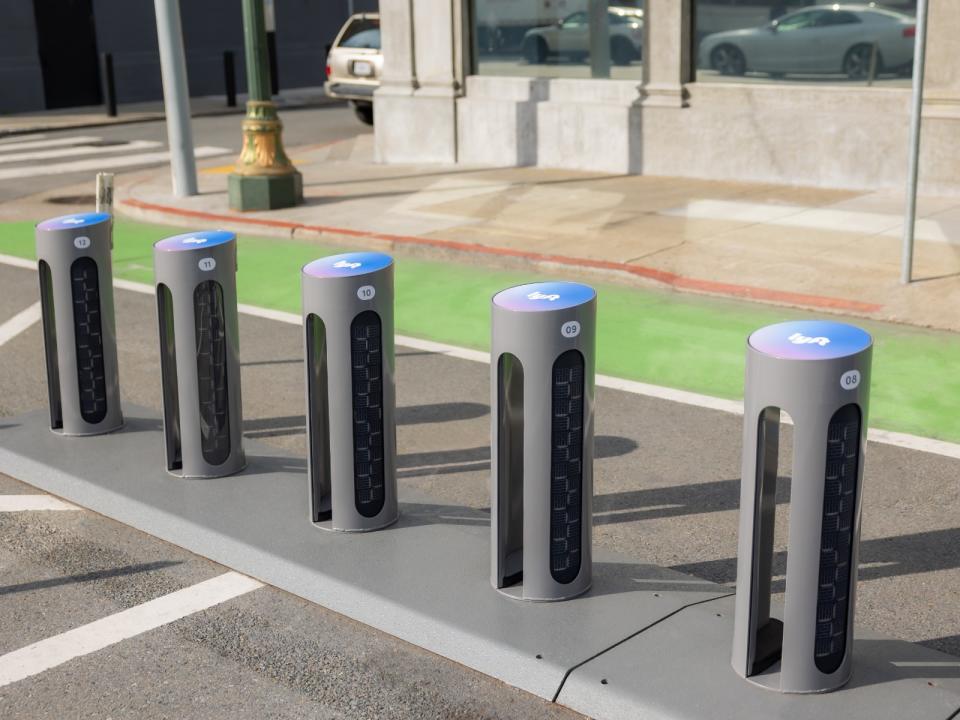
[815,403,861,674]
[194,280,230,466]
[70,257,106,424]
[550,349,584,584]
[351,310,385,518]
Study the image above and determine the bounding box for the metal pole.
[153,0,198,197]
[100,53,117,117]
[224,51,237,107]
[901,0,929,285]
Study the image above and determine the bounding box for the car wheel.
[523,36,548,64]
[710,44,746,76]
[352,102,373,126]
[844,44,882,80]
[610,37,635,66]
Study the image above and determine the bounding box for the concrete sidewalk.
[117,133,960,332]
[0,87,335,137]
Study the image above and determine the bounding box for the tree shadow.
[594,477,790,526]
[0,560,182,596]
[670,527,960,589]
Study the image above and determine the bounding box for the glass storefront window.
[694,1,916,87]
[472,1,644,79]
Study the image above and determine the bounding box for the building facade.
[374,0,960,194]
[2,0,376,115]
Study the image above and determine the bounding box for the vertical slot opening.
[306,313,331,522]
[70,257,107,424]
[550,349,585,585]
[194,280,231,466]
[815,403,861,674]
[498,352,524,587]
[749,406,792,676]
[157,284,181,471]
[38,261,62,429]
[350,310,385,518]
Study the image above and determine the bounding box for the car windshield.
[339,19,381,49]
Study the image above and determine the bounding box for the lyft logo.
[62,218,84,225]
[334,260,361,270]
[182,237,208,245]
[527,291,560,302]
[788,332,830,347]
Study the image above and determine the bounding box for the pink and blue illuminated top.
[749,320,872,360]
[493,282,595,312]
[154,230,236,252]
[303,252,392,278]
[37,212,110,231]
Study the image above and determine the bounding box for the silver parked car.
[699,4,915,80]
[523,6,644,66]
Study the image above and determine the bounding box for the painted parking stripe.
[0,302,42,348]
[0,140,163,165]
[0,571,263,688]
[0,495,79,511]
[0,146,231,181]
[0,135,101,153]
[1,259,958,461]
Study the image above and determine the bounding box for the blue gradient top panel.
[749,320,872,360]
[37,212,110,231]
[303,252,393,278]
[493,282,596,312]
[154,230,236,252]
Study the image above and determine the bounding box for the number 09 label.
[561,321,581,339]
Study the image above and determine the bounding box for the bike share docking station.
[36,212,123,435]
[491,282,597,601]
[154,231,245,478]
[301,252,398,532]
[733,320,872,693]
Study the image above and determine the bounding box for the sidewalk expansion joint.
[549,592,735,703]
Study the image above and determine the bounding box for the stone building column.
[375,0,461,164]
[916,1,960,194]
[640,0,692,108]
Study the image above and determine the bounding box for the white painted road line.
[0,494,79,511]
[0,571,263,688]
[0,139,163,165]
[0,135,102,153]
[0,301,42,348]
[0,146,231,181]
[0,134,47,146]
[1,258,959,461]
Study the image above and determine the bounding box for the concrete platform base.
[0,406,957,719]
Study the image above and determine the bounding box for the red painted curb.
[119,197,883,315]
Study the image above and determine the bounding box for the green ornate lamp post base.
[228,100,303,211]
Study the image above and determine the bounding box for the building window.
[694,1,917,86]
[472,1,644,79]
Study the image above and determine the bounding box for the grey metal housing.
[301,254,398,532]
[153,232,245,478]
[490,282,597,601]
[35,213,123,436]
[732,322,873,693]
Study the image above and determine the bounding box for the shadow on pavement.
[0,560,182,596]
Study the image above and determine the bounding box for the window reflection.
[695,1,917,86]
[473,1,644,79]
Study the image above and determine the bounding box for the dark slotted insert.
[550,350,585,585]
[815,403,861,674]
[70,257,106,424]
[350,310,385,518]
[193,280,231,466]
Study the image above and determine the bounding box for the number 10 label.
[357,285,375,300]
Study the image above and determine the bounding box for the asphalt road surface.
[0,103,369,204]
[0,259,958,717]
